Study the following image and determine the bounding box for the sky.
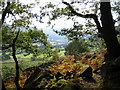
[4,0,74,29]
[19,0,75,29]
[4,0,119,30]
[19,0,119,28]
[18,0,89,29]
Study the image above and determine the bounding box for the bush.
[31,57,36,61]
[65,39,89,56]
[2,53,11,60]
[2,66,15,79]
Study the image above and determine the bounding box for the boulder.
[64,71,73,79]
[79,66,93,79]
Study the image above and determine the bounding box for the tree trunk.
[100,1,120,88]
[100,1,120,60]
[12,30,21,90]
[2,80,6,90]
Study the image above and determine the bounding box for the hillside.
[43,28,69,48]
[4,48,107,89]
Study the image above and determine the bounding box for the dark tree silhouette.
[12,30,21,90]
[100,2,120,59]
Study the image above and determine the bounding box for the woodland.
[1,0,120,89]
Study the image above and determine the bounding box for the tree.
[2,26,52,89]
[1,2,51,89]
[42,0,120,58]
[12,29,21,89]
[100,1,120,59]
[57,1,120,59]
[2,25,49,55]
[41,0,120,88]
[100,1,120,88]
[65,39,89,61]
[65,39,88,55]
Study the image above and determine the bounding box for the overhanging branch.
[1,2,11,24]
[62,1,102,33]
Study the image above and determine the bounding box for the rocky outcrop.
[22,61,55,89]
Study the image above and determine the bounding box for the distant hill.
[20,26,69,44]
[43,28,69,44]
[4,24,69,47]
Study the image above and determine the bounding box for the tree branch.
[0,2,10,27]
[62,1,102,34]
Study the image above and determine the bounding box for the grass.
[16,53,33,58]
[2,60,49,80]
[59,51,65,57]
[2,50,65,80]
[2,58,49,79]
[2,53,35,63]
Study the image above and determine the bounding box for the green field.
[1,50,65,79]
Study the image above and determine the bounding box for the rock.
[64,71,73,80]
[23,61,55,89]
[114,56,120,66]
[79,66,93,79]
[63,81,82,90]
[23,69,52,89]
[23,68,41,88]
[93,67,101,75]
[55,72,63,81]
[37,61,56,68]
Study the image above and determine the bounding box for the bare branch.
[62,1,102,33]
